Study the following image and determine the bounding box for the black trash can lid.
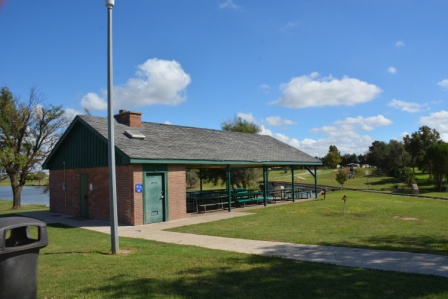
[0,216,48,253]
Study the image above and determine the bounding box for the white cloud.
[81,58,191,111]
[437,79,448,89]
[419,110,448,141]
[395,40,405,48]
[258,114,391,157]
[63,108,83,121]
[237,112,256,123]
[272,73,382,109]
[81,92,107,111]
[332,115,393,132]
[388,99,421,113]
[266,115,296,126]
[388,66,397,74]
[219,0,239,10]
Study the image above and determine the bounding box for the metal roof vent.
[124,130,145,140]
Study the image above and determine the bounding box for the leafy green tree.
[221,115,261,133]
[186,169,199,188]
[324,145,342,168]
[215,116,262,189]
[384,140,410,177]
[0,86,68,209]
[425,141,448,191]
[403,126,440,171]
[366,141,387,170]
[335,169,348,189]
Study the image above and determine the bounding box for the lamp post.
[106,0,119,254]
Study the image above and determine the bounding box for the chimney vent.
[114,110,142,127]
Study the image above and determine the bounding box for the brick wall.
[49,164,186,225]
[167,164,187,220]
[132,165,144,225]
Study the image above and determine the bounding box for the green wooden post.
[263,165,268,206]
[226,165,231,212]
[291,166,295,202]
[314,165,318,198]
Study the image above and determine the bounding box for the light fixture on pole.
[106,0,119,254]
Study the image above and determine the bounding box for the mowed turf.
[170,190,448,256]
[36,224,448,298]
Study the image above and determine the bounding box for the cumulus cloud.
[272,72,382,109]
[388,66,397,74]
[438,79,448,89]
[81,92,107,111]
[80,58,191,111]
[388,99,421,113]
[266,115,296,126]
[237,112,256,123]
[395,40,405,48]
[258,114,390,157]
[63,108,83,121]
[419,110,448,141]
[219,0,239,9]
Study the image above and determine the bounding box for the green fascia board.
[130,158,322,166]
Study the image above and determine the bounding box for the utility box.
[0,216,48,299]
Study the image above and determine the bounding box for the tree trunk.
[10,175,23,209]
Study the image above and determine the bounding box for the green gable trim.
[43,116,130,170]
[130,159,322,166]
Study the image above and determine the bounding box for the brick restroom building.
[43,110,322,225]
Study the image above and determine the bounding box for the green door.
[144,173,165,223]
[80,174,89,218]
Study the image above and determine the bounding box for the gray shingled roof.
[79,115,321,166]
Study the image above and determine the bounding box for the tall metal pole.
[106,0,119,254]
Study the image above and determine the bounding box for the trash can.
[0,216,48,299]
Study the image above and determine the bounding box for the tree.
[221,115,261,133]
[403,126,440,171]
[335,169,348,189]
[0,86,68,209]
[425,141,448,191]
[323,145,342,168]
[219,116,262,189]
[186,169,199,188]
[366,141,387,170]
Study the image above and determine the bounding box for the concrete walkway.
[22,209,448,278]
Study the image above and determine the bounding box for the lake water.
[0,186,49,206]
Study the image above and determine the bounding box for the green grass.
[0,199,48,213]
[32,224,448,298]
[171,190,448,256]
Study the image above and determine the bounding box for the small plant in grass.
[341,195,348,214]
[335,169,348,189]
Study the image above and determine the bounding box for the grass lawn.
[1,195,448,298]
[171,190,448,256]
[28,224,447,299]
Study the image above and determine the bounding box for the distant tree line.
[319,126,448,191]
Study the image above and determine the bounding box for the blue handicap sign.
[135,184,143,193]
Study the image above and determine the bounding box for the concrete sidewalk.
[21,210,448,278]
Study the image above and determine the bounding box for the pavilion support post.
[226,165,232,212]
[291,166,295,202]
[305,165,319,198]
[263,165,268,206]
[199,168,203,193]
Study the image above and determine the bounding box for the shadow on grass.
[360,234,448,255]
[79,255,448,299]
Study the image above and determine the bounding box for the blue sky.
[1,0,447,158]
